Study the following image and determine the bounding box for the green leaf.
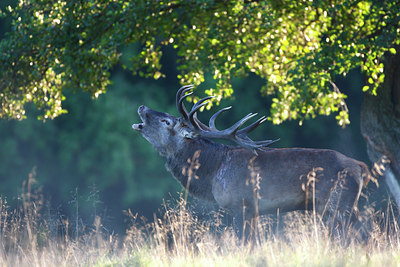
[1,0,399,125]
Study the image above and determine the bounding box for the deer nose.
[138,105,146,113]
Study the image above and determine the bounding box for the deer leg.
[233,201,256,242]
[320,172,364,241]
[233,212,253,242]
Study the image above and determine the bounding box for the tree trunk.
[360,50,400,208]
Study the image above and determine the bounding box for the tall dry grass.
[1,172,400,266]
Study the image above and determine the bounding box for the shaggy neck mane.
[165,138,227,201]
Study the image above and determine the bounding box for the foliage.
[0,80,180,219]
[1,0,399,125]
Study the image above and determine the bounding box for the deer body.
[165,135,367,217]
[132,86,372,236]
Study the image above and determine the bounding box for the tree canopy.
[0,0,399,125]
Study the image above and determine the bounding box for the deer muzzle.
[132,105,147,131]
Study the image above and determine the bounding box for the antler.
[176,85,279,154]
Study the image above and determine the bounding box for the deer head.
[132,85,279,155]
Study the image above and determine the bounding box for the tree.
[1,1,400,205]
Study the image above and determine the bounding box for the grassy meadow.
[1,175,400,267]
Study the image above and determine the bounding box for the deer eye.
[160,119,170,126]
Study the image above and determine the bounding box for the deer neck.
[165,138,227,201]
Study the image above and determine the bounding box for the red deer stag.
[132,85,374,238]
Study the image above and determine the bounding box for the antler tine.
[178,91,193,108]
[176,86,279,152]
[254,138,280,146]
[188,96,214,130]
[176,85,193,105]
[234,116,281,150]
[214,111,279,152]
[177,85,194,98]
[192,113,211,131]
[176,85,194,119]
[209,106,232,129]
[191,96,215,112]
[232,137,280,155]
[237,116,267,135]
[223,113,258,135]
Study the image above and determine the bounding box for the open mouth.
[132,122,144,131]
[132,115,145,131]
[132,105,146,131]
